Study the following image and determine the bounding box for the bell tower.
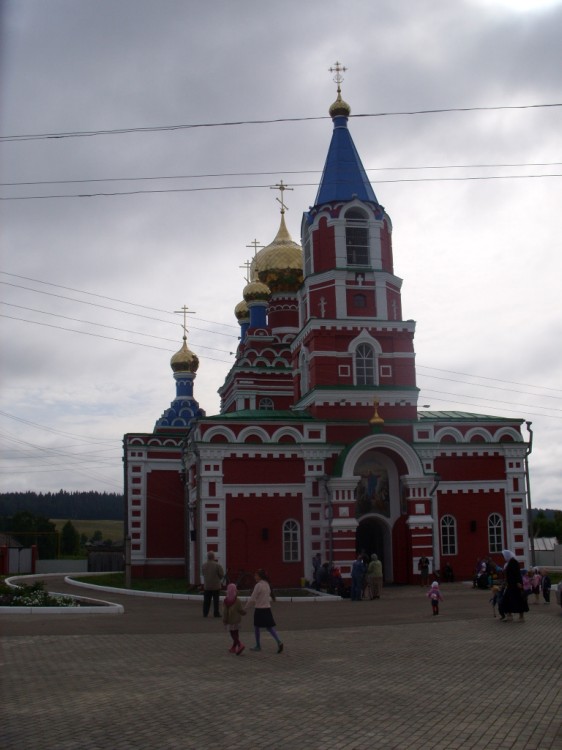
[292,63,418,424]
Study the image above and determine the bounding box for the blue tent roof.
[314,115,378,207]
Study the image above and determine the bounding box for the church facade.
[124,78,531,587]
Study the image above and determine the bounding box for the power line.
[2,102,561,142]
[2,173,560,201]
[419,388,562,416]
[2,161,561,188]
[417,365,562,394]
[0,410,121,444]
[0,281,238,338]
[418,392,562,421]
[0,271,239,329]
[418,373,562,401]
[0,313,233,362]
[0,302,235,356]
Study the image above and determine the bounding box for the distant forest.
[0,491,124,520]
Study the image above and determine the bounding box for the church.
[124,70,532,587]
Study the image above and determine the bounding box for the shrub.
[0,580,77,607]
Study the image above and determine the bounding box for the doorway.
[356,516,390,579]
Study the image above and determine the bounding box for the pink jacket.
[427,588,443,602]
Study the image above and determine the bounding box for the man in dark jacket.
[202,551,224,618]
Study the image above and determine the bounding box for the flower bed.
[0,579,77,607]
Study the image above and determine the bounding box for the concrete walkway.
[1,577,560,749]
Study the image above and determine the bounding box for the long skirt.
[502,585,529,614]
[254,607,276,628]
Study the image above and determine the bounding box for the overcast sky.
[1,0,561,511]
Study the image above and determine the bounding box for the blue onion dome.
[251,214,303,293]
[170,336,199,373]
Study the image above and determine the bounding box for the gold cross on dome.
[246,238,264,257]
[240,258,253,283]
[270,179,293,214]
[174,305,195,339]
[329,60,347,94]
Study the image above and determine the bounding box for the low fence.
[36,559,88,574]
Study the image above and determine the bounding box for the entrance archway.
[356,516,391,581]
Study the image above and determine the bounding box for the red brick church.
[124,71,531,586]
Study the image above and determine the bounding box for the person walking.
[201,551,224,618]
[245,569,283,653]
[418,555,430,587]
[500,550,528,622]
[350,555,366,601]
[367,554,383,599]
[222,583,246,655]
[427,581,443,615]
[531,568,542,604]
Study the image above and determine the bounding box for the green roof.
[418,411,522,423]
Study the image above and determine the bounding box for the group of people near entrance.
[350,552,384,601]
[201,552,283,656]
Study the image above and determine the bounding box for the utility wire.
[0,313,233,362]
[2,102,561,142]
[0,281,239,338]
[417,365,562,394]
[2,173,560,201]
[0,410,121,445]
[0,302,235,356]
[418,373,562,402]
[3,161,561,188]
[0,271,239,330]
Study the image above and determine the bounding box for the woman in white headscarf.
[500,550,528,621]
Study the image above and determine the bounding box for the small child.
[531,568,542,604]
[222,583,246,655]
[541,570,552,604]
[427,581,443,615]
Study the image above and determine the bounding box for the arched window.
[355,343,376,385]
[345,208,369,266]
[283,519,300,562]
[488,514,503,553]
[441,515,457,555]
[259,397,274,411]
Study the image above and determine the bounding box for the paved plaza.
[1,578,561,750]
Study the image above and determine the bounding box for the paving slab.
[1,578,560,749]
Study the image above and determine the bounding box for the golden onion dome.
[251,214,303,293]
[329,91,351,118]
[234,299,249,321]
[170,336,199,373]
[243,279,271,303]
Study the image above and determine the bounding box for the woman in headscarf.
[500,550,528,622]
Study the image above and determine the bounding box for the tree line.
[0,491,124,520]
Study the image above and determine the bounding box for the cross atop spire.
[246,238,264,257]
[270,179,293,214]
[174,305,195,340]
[240,258,253,283]
[329,60,347,96]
